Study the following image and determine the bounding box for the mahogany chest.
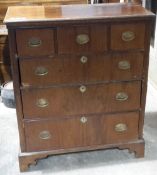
[4,3,154,172]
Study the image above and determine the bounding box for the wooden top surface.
[4,3,154,24]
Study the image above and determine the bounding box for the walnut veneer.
[4,3,155,172]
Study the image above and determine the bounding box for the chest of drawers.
[4,4,154,172]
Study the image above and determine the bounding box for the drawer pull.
[28,37,42,47]
[115,123,128,132]
[80,56,88,63]
[76,34,89,45]
[116,92,128,101]
[35,66,48,76]
[36,98,49,108]
[118,60,130,70]
[80,116,87,123]
[79,85,86,93]
[122,31,135,42]
[39,130,51,140]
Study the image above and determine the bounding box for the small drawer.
[106,112,139,144]
[16,29,55,57]
[21,81,141,119]
[111,23,145,50]
[57,25,107,54]
[24,111,139,152]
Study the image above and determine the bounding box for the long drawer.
[21,81,141,119]
[19,53,143,86]
[24,111,139,152]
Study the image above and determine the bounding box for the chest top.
[4,3,154,26]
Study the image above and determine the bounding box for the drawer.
[24,111,139,152]
[110,52,143,80]
[106,111,139,144]
[21,81,141,119]
[24,115,105,152]
[20,55,85,86]
[57,25,107,54]
[19,53,143,86]
[20,54,110,86]
[16,29,55,57]
[111,23,145,50]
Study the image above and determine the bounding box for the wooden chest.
[4,4,154,172]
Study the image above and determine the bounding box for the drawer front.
[19,53,143,86]
[16,29,55,57]
[111,23,145,50]
[24,111,139,152]
[106,112,139,144]
[24,115,106,152]
[19,54,110,86]
[57,25,107,54]
[22,81,141,118]
[110,52,143,80]
[20,56,85,86]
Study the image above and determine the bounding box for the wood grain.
[0,0,87,24]
[24,111,139,152]
[57,25,107,54]
[16,28,55,57]
[19,139,144,171]
[111,22,145,50]
[19,52,144,86]
[4,4,154,25]
[21,81,141,118]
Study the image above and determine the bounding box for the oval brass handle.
[116,92,128,101]
[115,123,128,132]
[39,130,51,140]
[28,37,42,47]
[122,31,135,42]
[35,66,48,76]
[80,116,87,123]
[80,56,88,63]
[79,85,86,93]
[118,60,130,70]
[36,98,49,108]
[76,34,89,45]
